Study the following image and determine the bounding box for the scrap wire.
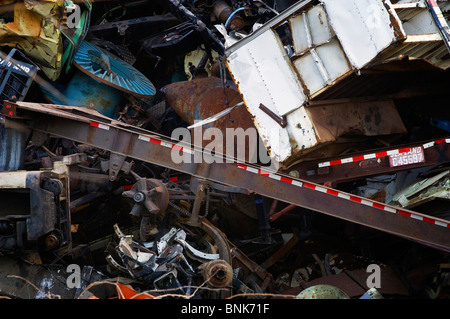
[7,275,62,299]
[76,268,229,299]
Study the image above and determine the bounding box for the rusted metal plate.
[302,99,406,155]
[161,77,260,162]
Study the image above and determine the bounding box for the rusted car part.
[0,48,39,171]
[202,259,234,288]
[122,175,169,225]
[161,76,262,163]
[108,223,232,297]
[100,152,134,181]
[212,0,245,31]
[3,100,449,252]
[0,0,64,80]
[390,168,450,210]
[88,14,179,36]
[278,249,410,298]
[0,158,72,253]
[163,0,225,57]
[224,0,450,168]
[229,241,274,293]
[262,98,408,166]
[117,96,162,131]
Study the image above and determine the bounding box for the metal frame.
[2,100,449,251]
[285,138,450,184]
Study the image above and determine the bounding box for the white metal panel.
[227,30,322,164]
[226,29,306,118]
[293,38,352,97]
[307,5,332,47]
[293,52,326,95]
[315,39,352,84]
[290,5,332,54]
[254,106,320,165]
[290,13,309,54]
[285,107,319,157]
[321,0,399,69]
[0,171,28,188]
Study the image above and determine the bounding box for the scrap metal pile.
[0,0,449,299]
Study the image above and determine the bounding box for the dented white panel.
[227,30,306,117]
[308,6,332,46]
[315,39,352,84]
[225,0,448,166]
[321,0,399,68]
[290,13,310,54]
[293,52,326,95]
[227,29,315,163]
[293,38,351,97]
[290,5,332,54]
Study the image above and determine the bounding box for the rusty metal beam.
[2,101,449,251]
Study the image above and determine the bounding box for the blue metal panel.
[40,69,123,119]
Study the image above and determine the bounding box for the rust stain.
[162,77,259,162]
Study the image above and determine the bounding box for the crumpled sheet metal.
[162,77,261,163]
[224,0,449,168]
[390,170,450,208]
[0,0,64,81]
[304,99,407,150]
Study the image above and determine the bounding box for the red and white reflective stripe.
[303,182,397,214]
[423,138,450,149]
[138,135,193,154]
[237,164,303,187]
[428,0,448,27]
[319,147,412,168]
[398,210,450,228]
[236,163,450,229]
[90,121,110,131]
[319,139,450,168]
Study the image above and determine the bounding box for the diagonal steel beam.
[2,101,449,251]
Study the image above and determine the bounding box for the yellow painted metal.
[0,0,65,80]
